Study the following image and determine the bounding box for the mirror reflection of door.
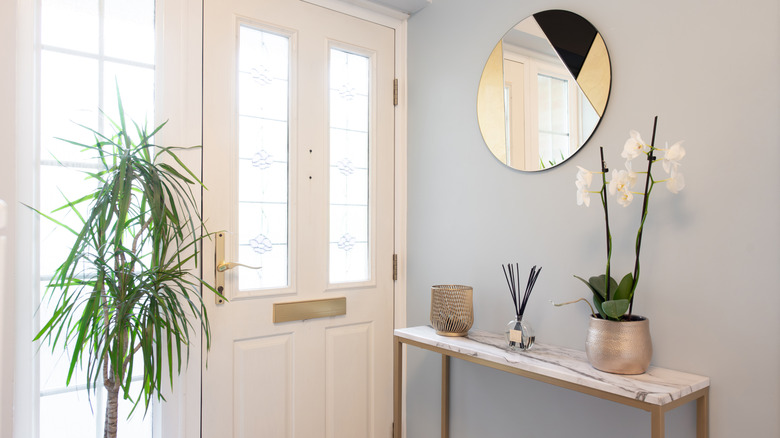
[503,58,525,168]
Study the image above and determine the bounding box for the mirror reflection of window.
[538,73,570,169]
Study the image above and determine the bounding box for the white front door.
[202,0,396,436]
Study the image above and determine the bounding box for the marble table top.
[395,326,709,406]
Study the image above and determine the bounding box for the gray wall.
[406,0,780,437]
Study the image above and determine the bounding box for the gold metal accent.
[394,333,710,438]
[476,40,507,162]
[392,254,398,281]
[393,78,398,106]
[215,232,226,304]
[393,338,403,438]
[576,33,610,117]
[217,261,262,272]
[429,285,474,336]
[214,232,262,304]
[441,355,450,437]
[272,297,346,323]
[585,315,652,375]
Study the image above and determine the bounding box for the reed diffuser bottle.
[502,264,541,351]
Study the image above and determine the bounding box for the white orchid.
[576,179,592,207]
[616,187,634,207]
[665,167,686,193]
[576,166,594,188]
[608,168,636,197]
[661,141,686,173]
[624,159,639,184]
[570,120,689,321]
[621,130,646,160]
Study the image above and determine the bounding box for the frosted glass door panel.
[329,48,370,284]
[237,25,290,291]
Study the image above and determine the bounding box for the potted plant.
[560,117,686,374]
[34,91,221,437]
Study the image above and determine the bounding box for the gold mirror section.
[477,40,508,162]
[576,33,610,117]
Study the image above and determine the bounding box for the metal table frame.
[393,331,709,438]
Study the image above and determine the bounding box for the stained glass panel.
[237,25,290,290]
[329,48,370,284]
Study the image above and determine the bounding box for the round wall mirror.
[477,10,611,171]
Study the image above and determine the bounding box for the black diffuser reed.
[502,264,542,349]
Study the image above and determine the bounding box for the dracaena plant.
[34,90,221,438]
[568,117,686,321]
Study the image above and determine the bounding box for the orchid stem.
[629,116,658,317]
[599,147,612,301]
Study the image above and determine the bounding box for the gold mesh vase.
[430,285,474,336]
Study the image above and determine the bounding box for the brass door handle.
[214,232,261,304]
[217,261,262,272]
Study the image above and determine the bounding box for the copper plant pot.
[585,315,652,375]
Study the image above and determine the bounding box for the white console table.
[393,326,709,438]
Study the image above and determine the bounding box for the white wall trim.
[302,0,410,25]
[158,0,204,437]
[12,0,38,435]
[393,18,409,438]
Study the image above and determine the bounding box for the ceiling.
[362,0,431,14]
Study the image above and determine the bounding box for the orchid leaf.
[601,299,630,320]
[574,275,600,297]
[588,274,618,300]
[591,292,606,319]
[613,273,634,301]
[575,275,608,318]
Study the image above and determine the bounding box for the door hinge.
[392,253,398,281]
[393,78,398,106]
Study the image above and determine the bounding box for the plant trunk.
[104,382,119,438]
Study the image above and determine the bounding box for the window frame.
[13,1,204,437]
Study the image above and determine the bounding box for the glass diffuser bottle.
[502,263,541,352]
[505,315,535,351]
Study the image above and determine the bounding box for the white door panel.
[203,0,395,436]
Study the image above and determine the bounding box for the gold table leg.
[651,405,665,438]
[394,337,402,438]
[697,388,709,438]
[442,355,450,438]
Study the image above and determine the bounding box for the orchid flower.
[616,187,634,207]
[576,179,592,207]
[661,141,686,173]
[621,130,646,160]
[624,159,639,185]
[576,166,594,188]
[665,167,686,193]
[608,168,635,197]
